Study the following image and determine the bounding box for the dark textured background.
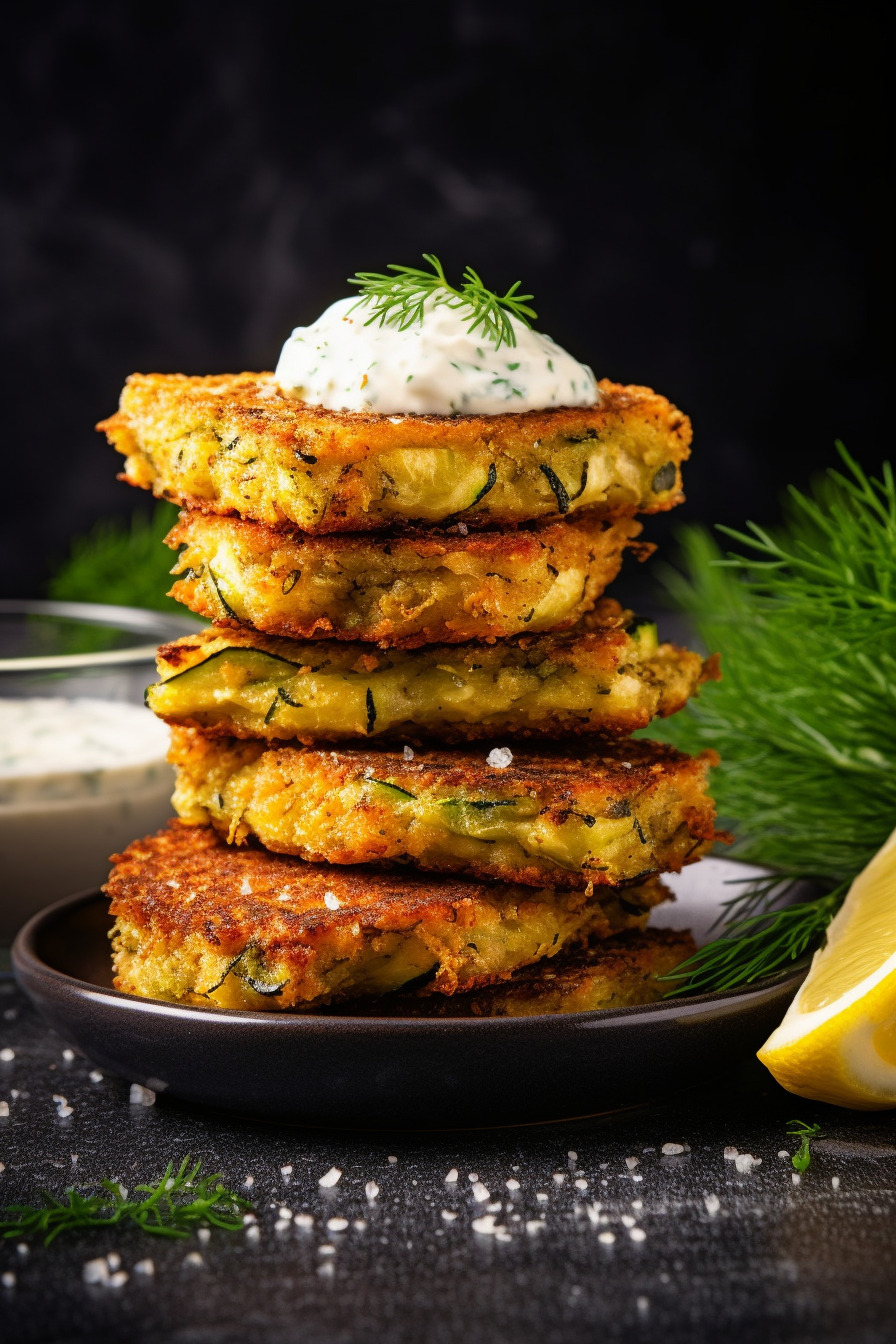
[1,0,892,598]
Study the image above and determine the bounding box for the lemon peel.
[758,825,896,1109]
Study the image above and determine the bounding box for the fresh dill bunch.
[47,501,182,613]
[787,1120,822,1172]
[348,254,537,350]
[653,444,896,994]
[0,1156,251,1245]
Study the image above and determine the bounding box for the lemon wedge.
[758,824,896,1108]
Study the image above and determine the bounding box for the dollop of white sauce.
[275,294,599,415]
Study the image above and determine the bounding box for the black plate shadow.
[13,871,808,1129]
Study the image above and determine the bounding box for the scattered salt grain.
[0,1050,13,1062]
[441,1210,458,1222]
[323,892,340,911]
[280,1165,293,1177]
[631,1200,643,1210]
[62,1049,75,1062]
[184,1252,204,1267]
[327,1218,349,1232]
[240,878,253,896]
[552,1173,566,1185]
[403,745,415,761]
[353,1220,366,1231]
[662,1143,684,1156]
[574,1179,588,1190]
[723,1146,739,1160]
[244,1175,255,1188]
[243,1213,257,1225]
[471,1182,490,1203]
[526,1219,546,1233]
[630,1227,647,1242]
[831,1176,840,1191]
[457,522,468,535]
[108,1271,128,1288]
[134,1259,155,1275]
[792,1172,801,1185]
[625,1157,639,1170]
[487,1201,502,1213]
[1,1271,15,1288]
[318,1167,342,1188]
[734,1154,761,1174]
[637,1296,649,1315]
[106,1253,122,1271]
[621,1215,636,1228]
[585,1203,601,1226]
[245,1224,261,1243]
[778,1150,790,1159]
[278,1207,292,1221]
[197,1227,211,1244]
[472,1214,506,1236]
[467,1172,479,1181]
[387,1155,398,1163]
[294,1213,314,1229]
[365,1181,379,1200]
[536,1192,549,1202]
[83,1258,109,1284]
[487,747,513,769]
[505,1178,520,1191]
[129,1084,156,1107]
[318,1244,336,1256]
[598,1231,615,1245]
[445,1169,458,1183]
[89,1071,103,1083]
[704,1194,720,1215]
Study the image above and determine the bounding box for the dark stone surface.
[1,977,893,1343]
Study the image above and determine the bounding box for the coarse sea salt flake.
[487,747,513,769]
[327,1217,349,1232]
[598,1231,615,1245]
[134,1259,155,1275]
[318,1166,342,1187]
[1,1271,15,1288]
[441,1210,458,1222]
[734,1153,761,1174]
[574,1179,588,1190]
[129,1083,156,1107]
[365,1181,379,1199]
[62,1049,75,1061]
[89,1071,103,1083]
[445,1168,458,1183]
[471,1182,490,1203]
[630,1227,647,1242]
[704,1193,720,1215]
[625,1157,639,1170]
[506,1178,520,1191]
[724,1146,738,1160]
[831,1176,840,1190]
[662,1143,684,1156]
[0,1049,14,1062]
[280,1164,293,1177]
[0,1103,9,1117]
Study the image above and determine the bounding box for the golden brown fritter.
[98,373,690,532]
[147,600,718,746]
[170,731,720,889]
[332,927,696,1017]
[107,823,669,1010]
[164,510,647,646]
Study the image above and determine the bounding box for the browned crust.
[164,510,647,646]
[98,372,691,464]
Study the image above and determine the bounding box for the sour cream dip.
[0,698,173,939]
[275,293,599,416]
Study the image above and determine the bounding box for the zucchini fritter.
[107,823,669,1010]
[165,510,645,645]
[149,600,716,745]
[170,731,720,888]
[98,373,690,532]
[333,927,696,1017]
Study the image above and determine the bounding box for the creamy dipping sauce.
[0,698,174,939]
[275,294,599,416]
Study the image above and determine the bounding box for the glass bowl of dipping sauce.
[0,600,200,943]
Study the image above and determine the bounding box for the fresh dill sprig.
[788,1120,822,1172]
[0,1156,251,1245]
[47,501,182,613]
[348,254,537,350]
[652,443,896,994]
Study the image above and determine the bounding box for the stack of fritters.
[99,372,720,1015]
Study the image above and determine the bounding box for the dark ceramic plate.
[13,859,809,1128]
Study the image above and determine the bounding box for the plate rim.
[13,881,810,1033]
